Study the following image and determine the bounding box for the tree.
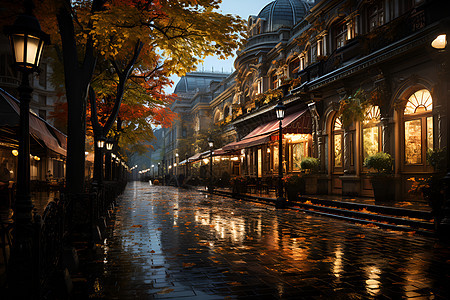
[2,0,244,194]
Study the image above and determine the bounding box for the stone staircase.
[290,196,435,236]
[208,188,435,236]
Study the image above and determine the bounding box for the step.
[203,189,435,236]
[298,195,433,220]
[291,201,434,231]
[289,206,434,236]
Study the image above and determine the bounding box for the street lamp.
[97,136,105,149]
[432,32,450,236]
[5,7,50,295]
[175,153,179,177]
[185,153,189,178]
[93,135,106,185]
[208,137,214,192]
[275,100,286,208]
[105,138,115,181]
[105,138,114,151]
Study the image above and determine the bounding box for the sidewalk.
[210,186,432,212]
[72,182,450,299]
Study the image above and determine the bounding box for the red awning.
[244,109,310,139]
[0,89,67,156]
[222,133,272,151]
[222,109,311,151]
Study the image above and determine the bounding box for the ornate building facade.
[166,0,450,201]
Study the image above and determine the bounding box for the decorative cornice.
[307,26,439,91]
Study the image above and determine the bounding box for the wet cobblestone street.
[81,181,450,299]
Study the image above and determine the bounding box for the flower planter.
[286,186,303,202]
[340,175,361,197]
[370,175,396,202]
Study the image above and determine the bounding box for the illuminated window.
[347,19,355,40]
[273,145,279,171]
[333,117,343,168]
[368,3,384,31]
[272,74,278,89]
[404,89,432,115]
[362,106,381,160]
[403,89,433,166]
[300,55,306,71]
[335,23,347,49]
[289,57,300,78]
[317,39,323,57]
[257,79,262,94]
[292,142,306,171]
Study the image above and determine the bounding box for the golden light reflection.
[103,238,109,264]
[333,244,343,278]
[365,266,381,296]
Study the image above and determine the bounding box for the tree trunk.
[57,1,96,194]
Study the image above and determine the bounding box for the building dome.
[174,72,229,95]
[257,0,311,32]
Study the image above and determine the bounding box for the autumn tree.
[7,0,244,194]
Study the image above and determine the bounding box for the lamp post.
[175,152,179,177]
[158,162,161,178]
[5,5,50,295]
[93,135,105,185]
[431,32,450,236]
[208,137,214,192]
[275,100,286,208]
[152,165,155,178]
[105,138,114,181]
[185,153,189,178]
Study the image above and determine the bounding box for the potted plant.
[283,174,305,202]
[338,89,368,128]
[230,176,246,197]
[363,152,395,202]
[408,148,446,229]
[300,157,326,195]
[300,157,320,173]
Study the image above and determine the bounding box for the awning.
[244,109,311,139]
[0,88,67,156]
[222,109,312,151]
[222,134,272,151]
[186,148,234,162]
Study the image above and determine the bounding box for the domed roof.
[174,72,229,95]
[258,0,311,32]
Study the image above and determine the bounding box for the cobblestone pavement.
[81,181,450,299]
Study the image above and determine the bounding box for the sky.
[165,0,271,94]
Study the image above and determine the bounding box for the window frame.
[332,116,344,173]
[361,106,382,171]
[402,89,434,172]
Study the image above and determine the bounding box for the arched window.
[362,106,381,160]
[214,110,221,124]
[288,57,299,79]
[403,89,433,166]
[333,116,344,168]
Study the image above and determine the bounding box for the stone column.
[381,117,391,154]
[311,118,317,157]
[343,127,351,174]
[317,130,324,171]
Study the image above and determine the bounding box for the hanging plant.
[338,89,368,128]
[264,89,283,103]
[289,77,302,91]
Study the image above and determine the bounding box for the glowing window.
[363,106,381,160]
[404,89,432,115]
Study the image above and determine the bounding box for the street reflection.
[333,244,343,278]
[91,182,449,299]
